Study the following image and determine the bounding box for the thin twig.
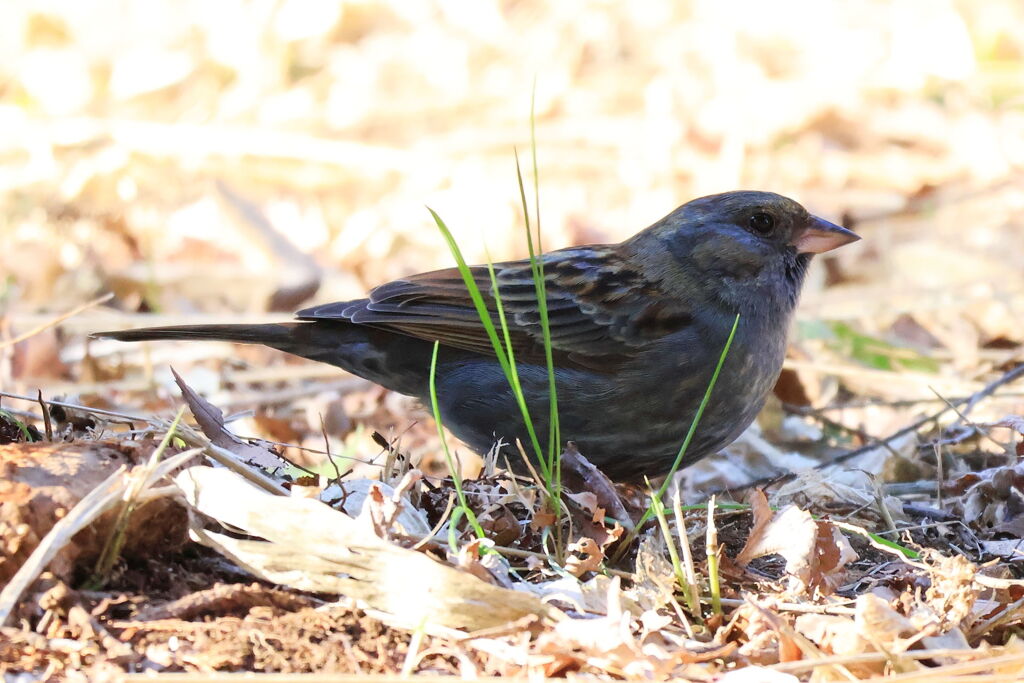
[0,389,380,465]
[717,597,856,615]
[929,385,1016,458]
[0,390,148,423]
[954,362,1024,426]
[319,414,346,484]
[36,390,52,441]
[771,648,1020,676]
[412,492,456,552]
[722,361,1024,496]
[970,595,1024,640]
[0,292,113,350]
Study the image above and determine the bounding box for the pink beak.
[793,216,860,254]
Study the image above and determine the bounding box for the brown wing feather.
[296,246,692,369]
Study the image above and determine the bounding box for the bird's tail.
[93,323,299,348]
[95,323,299,344]
[92,323,353,366]
[93,322,431,397]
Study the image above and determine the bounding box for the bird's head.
[633,190,859,312]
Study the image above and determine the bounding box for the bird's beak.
[792,216,860,254]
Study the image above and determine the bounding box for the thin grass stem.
[512,153,560,494]
[529,89,561,488]
[672,483,702,620]
[614,313,740,561]
[650,313,741,517]
[706,495,722,615]
[427,209,548,474]
[89,406,186,588]
[428,341,485,544]
[649,479,700,617]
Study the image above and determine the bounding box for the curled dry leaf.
[736,490,857,595]
[356,471,432,541]
[566,486,625,553]
[732,602,788,665]
[735,490,780,566]
[733,602,802,663]
[859,590,971,661]
[536,577,679,679]
[952,460,1024,536]
[478,503,523,546]
[565,490,601,522]
[457,537,500,585]
[531,507,557,531]
[328,477,432,540]
[808,522,859,594]
[561,443,633,528]
[565,537,603,577]
[921,550,978,629]
[795,613,871,659]
[799,590,973,670]
[172,367,283,469]
[855,592,919,651]
[631,536,677,613]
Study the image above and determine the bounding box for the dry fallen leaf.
[855,592,919,652]
[795,613,871,658]
[736,491,857,595]
[561,443,633,528]
[565,537,603,577]
[172,367,283,469]
[535,577,679,679]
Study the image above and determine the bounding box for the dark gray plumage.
[96,191,858,481]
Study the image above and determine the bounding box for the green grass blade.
[647,313,740,523]
[613,313,741,561]
[513,147,561,495]
[482,259,553,483]
[427,209,511,376]
[0,409,33,441]
[648,478,700,617]
[529,87,561,494]
[428,91,563,520]
[427,208,550,481]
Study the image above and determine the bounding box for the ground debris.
[4,2,1024,677]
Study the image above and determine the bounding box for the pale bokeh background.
[2,0,1023,472]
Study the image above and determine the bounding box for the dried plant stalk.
[174,466,555,631]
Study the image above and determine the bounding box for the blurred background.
[2,0,1024,480]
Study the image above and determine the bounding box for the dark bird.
[95,191,858,481]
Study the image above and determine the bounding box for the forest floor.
[3,1,1024,680]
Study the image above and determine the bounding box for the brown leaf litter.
[5,391,1024,679]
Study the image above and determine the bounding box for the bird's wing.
[296,246,692,369]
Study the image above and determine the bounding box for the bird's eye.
[748,211,775,235]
